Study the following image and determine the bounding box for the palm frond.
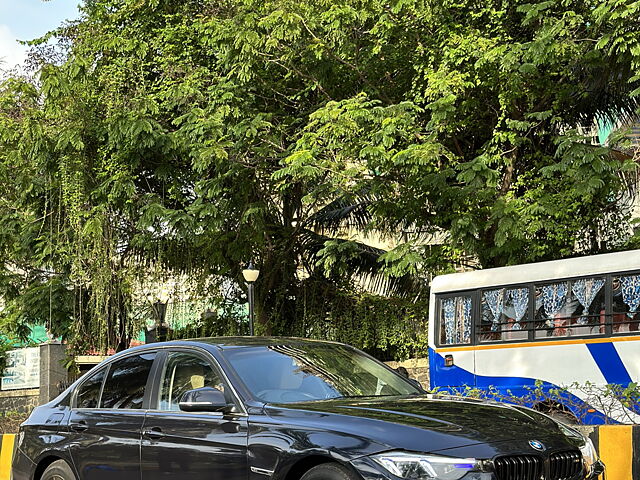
[307,191,374,234]
[572,61,640,128]
[298,229,425,297]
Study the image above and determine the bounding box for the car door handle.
[70,421,88,432]
[142,427,165,439]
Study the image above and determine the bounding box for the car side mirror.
[179,387,232,413]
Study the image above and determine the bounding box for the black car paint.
[140,410,248,480]
[263,396,582,454]
[12,338,597,480]
[67,408,146,480]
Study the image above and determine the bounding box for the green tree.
[280,0,640,272]
[0,0,639,354]
[0,0,422,352]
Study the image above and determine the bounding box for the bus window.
[612,275,640,333]
[534,278,605,338]
[480,287,528,342]
[572,277,606,334]
[439,295,472,345]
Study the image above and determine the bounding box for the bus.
[428,249,640,424]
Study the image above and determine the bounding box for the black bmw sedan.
[13,337,604,480]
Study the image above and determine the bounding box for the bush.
[0,337,14,374]
[436,381,640,425]
[0,410,28,434]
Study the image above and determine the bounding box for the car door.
[67,351,158,480]
[141,349,249,480]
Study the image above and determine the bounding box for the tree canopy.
[0,0,639,357]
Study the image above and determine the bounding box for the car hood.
[264,395,582,456]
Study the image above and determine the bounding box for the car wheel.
[42,460,76,480]
[300,463,360,480]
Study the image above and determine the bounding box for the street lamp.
[147,288,170,343]
[242,262,260,336]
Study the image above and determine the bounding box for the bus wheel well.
[285,455,341,480]
[33,456,65,480]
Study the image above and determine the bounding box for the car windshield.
[222,343,421,403]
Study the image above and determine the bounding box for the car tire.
[300,463,360,480]
[42,460,76,480]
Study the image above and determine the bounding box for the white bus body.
[428,249,640,424]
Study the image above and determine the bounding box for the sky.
[0,0,80,70]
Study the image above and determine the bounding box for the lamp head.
[242,262,260,283]
[157,287,170,304]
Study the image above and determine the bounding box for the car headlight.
[579,437,598,472]
[370,451,484,480]
[556,422,599,473]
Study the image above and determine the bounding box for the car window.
[100,352,156,409]
[76,367,106,408]
[158,352,227,411]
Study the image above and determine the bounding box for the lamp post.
[148,288,170,343]
[242,262,260,336]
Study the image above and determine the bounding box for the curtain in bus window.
[483,289,504,332]
[442,298,456,344]
[442,296,472,344]
[620,275,640,318]
[459,297,472,343]
[541,283,569,322]
[508,288,529,329]
[572,278,605,324]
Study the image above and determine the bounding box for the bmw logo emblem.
[529,440,545,451]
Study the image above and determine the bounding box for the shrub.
[435,381,640,425]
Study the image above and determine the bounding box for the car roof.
[89,337,350,371]
[109,336,344,357]
[184,336,344,349]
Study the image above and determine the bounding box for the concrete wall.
[0,343,68,418]
[579,424,640,480]
[0,434,15,480]
[0,389,38,415]
[38,343,67,405]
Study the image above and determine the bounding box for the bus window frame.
[530,277,607,341]
[610,270,640,335]
[476,284,536,343]
[433,268,640,348]
[435,289,478,347]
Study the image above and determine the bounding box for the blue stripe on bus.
[586,342,633,386]
[428,347,614,424]
[586,343,640,416]
[428,347,477,387]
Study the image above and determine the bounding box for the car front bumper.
[350,456,606,480]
